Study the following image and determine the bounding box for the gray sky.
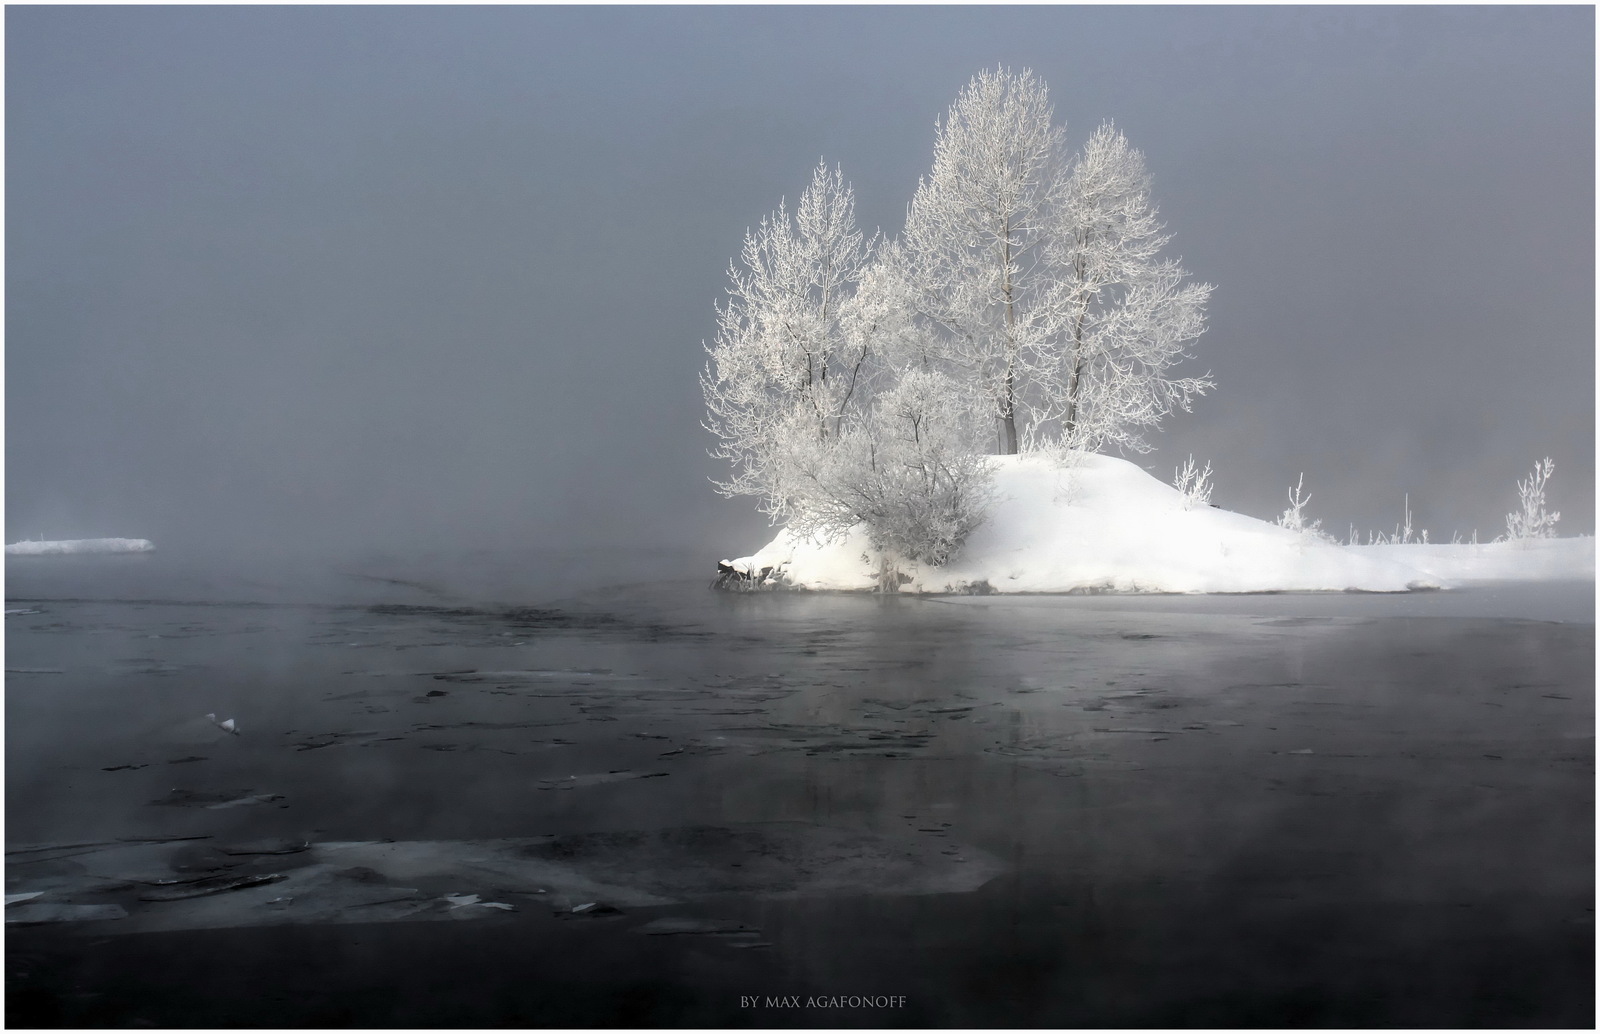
[7,6,1593,558]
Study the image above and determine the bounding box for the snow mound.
[727,453,1452,594]
[6,538,155,556]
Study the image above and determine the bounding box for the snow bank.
[5,538,155,556]
[1354,538,1593,584]
[724,453,1545,594]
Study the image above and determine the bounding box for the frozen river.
[6,547,1593,1026]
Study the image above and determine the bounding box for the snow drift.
[722,454,1592,594]
[1358,538,1593,585]
[5,538,155,556]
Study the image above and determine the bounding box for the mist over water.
[7,543,1593,626]
[5,544,717,611]
[5,6,1594,562]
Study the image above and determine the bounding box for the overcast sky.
[7,6,1593,559]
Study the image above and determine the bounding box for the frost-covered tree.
[704,71,1215,578]
[1047,123,1212,456]
[702,163,990,569]
[1505,457,1560,540]
[702,161,872,523]
[898,68,1069,455]
[896,73,1210,461]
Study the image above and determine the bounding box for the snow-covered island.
[5,538,155,556]
[701,71,1590,598]
[720,454,1594,594]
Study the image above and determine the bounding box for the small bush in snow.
[1276,474,1333,542]
[1172,455,1213,510]
[1276,473,1312,532]
[1505,457,1560,541]
[1352,494,1430,546]
[795,368,995,575]
[1395,494,1426,544]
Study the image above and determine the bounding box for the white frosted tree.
[895,74,1211,462]
[702,160,872,524]
[898,68,1070,455]
[1046,123,1213,456]
[704,72,1215,580]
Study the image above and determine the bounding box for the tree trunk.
[877,551,902,593]
[1000,394,1018,455]
[1000,224,1020,455]
[1064,252,1089,439]
[1064,353,1085,438]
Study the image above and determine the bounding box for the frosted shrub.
[1276,474,1332,542]
[1277,473,1312,532]
[1505,457,1560,541]
[1350,495,1430,546]
[782,369,993,589]
[1395,494,1426,545]
[822,369,996,571]
[1172,455,1213,510]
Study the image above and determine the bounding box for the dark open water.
[6,547,1594,1027]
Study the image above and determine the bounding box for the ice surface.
[4,825,1005,935]
[727,454,1594,593]
[6,538,155,556]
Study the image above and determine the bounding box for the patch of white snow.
[728,454,1453,594]
[1354,538,1594,584]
